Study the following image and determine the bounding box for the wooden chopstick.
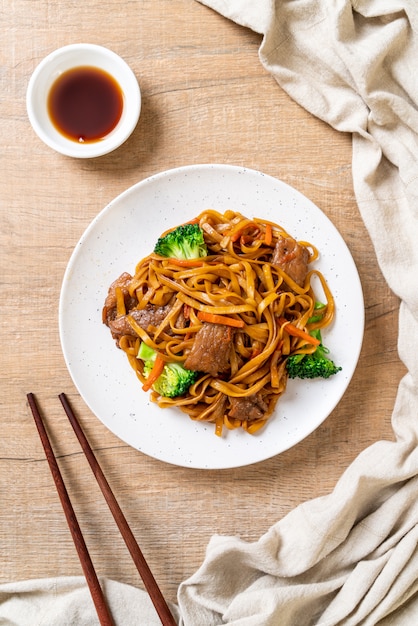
[27,392,115,626]
[58,393,177,626]
[28,392,177,626]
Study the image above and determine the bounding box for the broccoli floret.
[138,342,198,397]
[286,329,342,380]
[154,223,208,259]
[144,360,198,397]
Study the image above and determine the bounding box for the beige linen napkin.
[176,1,418,624]
[0,576,181,625]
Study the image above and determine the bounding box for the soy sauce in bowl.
[47,66,124,143]
[27,44,141,158]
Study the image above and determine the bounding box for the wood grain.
[1,0,405,605]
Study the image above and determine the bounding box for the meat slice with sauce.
[102,272,136,325]
[228,394,269,422]
[103,271,189,345]
[184,322,235,376]
[106,303,173,343]
[271,236,309,287]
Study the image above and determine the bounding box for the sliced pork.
[184,322,235,376]
[271,236,309,287]
[228,394,269,421]
[107,304,173,343]
[102,272,136,325]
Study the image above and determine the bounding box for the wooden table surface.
[1,0,405,607]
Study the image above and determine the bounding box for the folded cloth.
[175,1,418,624]
[0,576,182,626]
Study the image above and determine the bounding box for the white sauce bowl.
[26,43,141,158]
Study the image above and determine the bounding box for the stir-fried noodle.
[103,210,336,436]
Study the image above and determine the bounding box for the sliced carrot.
[265,223,272,246]
[240,235,254,245]
[251,347,262,359]
[166,258,205,267]
[278,317,321,346]
[230,225,247,242]
[142,354,165,391]
[197,311,245,328]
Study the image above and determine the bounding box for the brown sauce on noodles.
[102,210,336,436]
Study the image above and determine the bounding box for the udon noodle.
[103,209,336,436]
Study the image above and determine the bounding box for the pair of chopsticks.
[27,392,177,626]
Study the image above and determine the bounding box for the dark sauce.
[47,66,124,143]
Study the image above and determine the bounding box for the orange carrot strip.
[142,354,165,391]
[278,317,321,346]
[265,223,272,246]
[240,235,254,245]
[251,347,262,359]
[167,258,205,267]
[197,311,245,328]
[230,230,243,243]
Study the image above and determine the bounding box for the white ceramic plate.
[59,164,364,469]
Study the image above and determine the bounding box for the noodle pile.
[103,209,336,436]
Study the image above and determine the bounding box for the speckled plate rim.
[59,164,364,469]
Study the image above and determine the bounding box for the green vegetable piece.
[137,342,157,362]
[286,329,342,380]
[151,362,199,398]
[308,302,327,324]
[138,341,198,397]
[154,223,208,259]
